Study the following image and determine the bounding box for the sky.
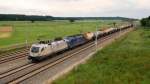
[0,0,149,19]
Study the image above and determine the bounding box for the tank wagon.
[93,31,105,38]
[28,24,133,62]
[83,32,94,40]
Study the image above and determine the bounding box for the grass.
[0,20,119,48]
[53,28,150,84]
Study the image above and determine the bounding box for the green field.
[53,28,150,84]
[0,20,120,48]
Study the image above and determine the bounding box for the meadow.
[0,20,120,48]
[53,28,150,84]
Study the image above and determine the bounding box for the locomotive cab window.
[31,47,40,53]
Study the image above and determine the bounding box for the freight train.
[28,24,133,62]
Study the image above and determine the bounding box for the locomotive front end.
[28,44,47,62]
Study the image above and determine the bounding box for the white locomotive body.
[28,40,68,61]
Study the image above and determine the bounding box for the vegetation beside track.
[0,20,122,48]
[53,28,150,84]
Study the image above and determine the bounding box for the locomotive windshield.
[31,47,40,53]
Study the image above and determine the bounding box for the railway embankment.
[53,28,150,84]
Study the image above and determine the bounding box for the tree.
[148,16,150,19]
[31,20,35,23]
[141,16,150,27]
[69,19,75,23]
[113,22,116,27]
[141,18,147,26]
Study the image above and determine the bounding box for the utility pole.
[95,26,98,52]
[25,27,28,50]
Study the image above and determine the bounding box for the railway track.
[0,49,29,64]
[0,28,133,84]
[0,62,30,75]
[0,48,28,58]
[0,52,28,64]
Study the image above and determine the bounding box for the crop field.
[0,20,122,48]
[53,28,150,84]
[0,26,12,39]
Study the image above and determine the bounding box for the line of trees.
[54,17,136,21]
[0,14,137,21]
[0,14,53,21]
[141,16,150,27]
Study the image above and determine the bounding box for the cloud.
[0,0,149,18]
[136,0,150,9]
